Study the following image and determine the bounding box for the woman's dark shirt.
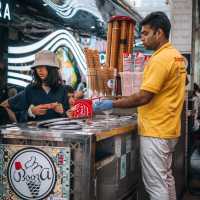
[8,84,72,122]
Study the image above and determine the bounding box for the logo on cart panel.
[8,147,57,200]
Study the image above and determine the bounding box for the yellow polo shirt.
[138,42,186,139]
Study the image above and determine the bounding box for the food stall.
[0,0,188,197]
[0,115,139,200]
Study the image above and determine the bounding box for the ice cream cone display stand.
[106,16,135,72]
[85,48,115,97]
[0,116,140,200]
[85,16,144,97]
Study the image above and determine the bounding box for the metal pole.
[191,0,197,89]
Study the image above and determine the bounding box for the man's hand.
[0,100,10,108]
[93,100,113,112]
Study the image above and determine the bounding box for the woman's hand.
[66,110,73,118]
[31,103,64,116]
[66,105,77,119]
[31,104,48,116]
[53,103,64,114]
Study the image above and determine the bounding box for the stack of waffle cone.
[85,47,117,96]
[105,16,135,73]
[85,48,101,96]
[96,66,115,96]
[109,20,120,69]
[87,67,97,93]
[84,48,95,68]
[106,68,115,96]
[96,67,105,95]
[127,23,135,53]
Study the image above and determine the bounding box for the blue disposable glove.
[93,100,113,112]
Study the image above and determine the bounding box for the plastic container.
[120,72,143,96]
[133,52,145,72]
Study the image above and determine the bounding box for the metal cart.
[0,115,139,200]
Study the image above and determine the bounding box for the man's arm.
[113,90,155,108]
[0,100,10,108]
[0,101,17,122]
[5,107,17,122]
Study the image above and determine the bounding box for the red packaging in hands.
[71,99,93,118]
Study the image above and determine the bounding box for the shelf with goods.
[84,16,139,99]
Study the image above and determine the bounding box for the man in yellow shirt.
[93,11,186,200]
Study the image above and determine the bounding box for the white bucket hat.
[31,50,60,69]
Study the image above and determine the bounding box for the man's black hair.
[32,67,62,90]
[140,11,171,39]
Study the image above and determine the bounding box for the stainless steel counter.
[0,115,139,200]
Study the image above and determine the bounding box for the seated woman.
[1,50,73,122]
